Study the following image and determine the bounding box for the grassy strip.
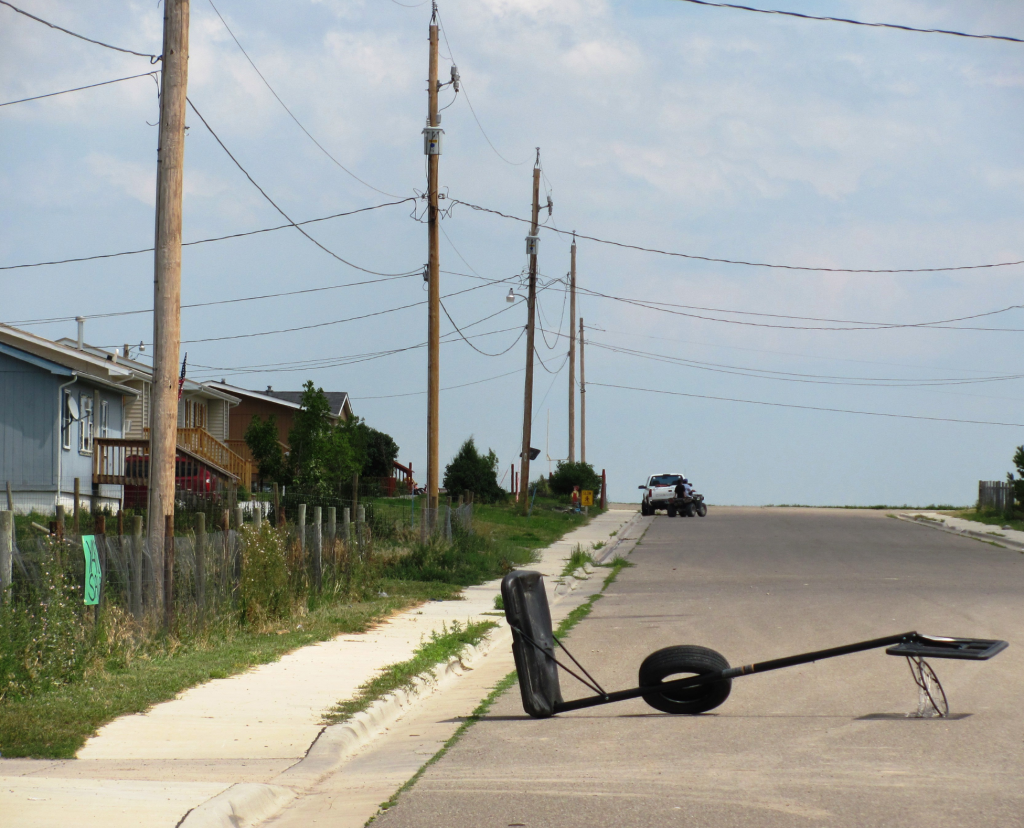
[0,579,458,759]
[949,509,1024,533]
[370,555,635,822]
[323,620,497,725]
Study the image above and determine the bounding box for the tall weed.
[239,524,291,626]
[0,553,88,702]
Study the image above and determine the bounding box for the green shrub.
[529,476,551,498]
[443,438,506,503]
[549,461,602,498]
[239,524,291,626]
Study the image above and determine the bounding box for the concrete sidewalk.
[0,508,640,828]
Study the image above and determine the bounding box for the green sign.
[82,535,101,606]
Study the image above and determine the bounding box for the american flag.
[177,353,188,401]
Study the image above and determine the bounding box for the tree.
[362,426,399,478]
[549,460,602,498]
[288,382,359,498]
[244,414,287,485]
[1008,446,1024,508]
[443,438,506,503]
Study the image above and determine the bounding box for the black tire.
[685,503,696,517]
[641,501,650,516]
[696,502,708,517]
[638,645,732,714]
[667,506,677,517]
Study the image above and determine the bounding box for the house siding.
[0,350,129,512]
[228,398,296,447]
[0,350,59,489]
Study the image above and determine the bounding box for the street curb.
[595,511,645,563]
[179,634,510,828]
[180,511,636,828]
[894,513,1024,552]
[178,783,296,828]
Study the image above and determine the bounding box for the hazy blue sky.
[3,0,1024,504]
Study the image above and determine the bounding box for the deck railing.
[142,428,253,490]
[93,438,150,485]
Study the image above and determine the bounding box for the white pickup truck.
[639,473,685,516]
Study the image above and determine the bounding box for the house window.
[79,393,94,454]
[184,398,208,430]
[61,391,73,450]
[100,399,109,437]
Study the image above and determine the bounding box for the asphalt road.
[373,508,1024,828]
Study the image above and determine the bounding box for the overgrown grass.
[0,579,458,759]
[561,543,594,577]
[323,620,496,725]
[1,497,595,759]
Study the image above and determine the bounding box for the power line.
[190,324,525,379]
[205,0,402,199]
[595,293,1024,330]
[195,324,523,373]
[0,71,158,108]
[353,367,524,400]
[3,273,419,328]
[0,198,415,272]
[434,8,530,166]
[440,298,526,357]
[575,285,1024,333]
[187,97,414,277]
[591,339,1024,388]
[176,276,509,345]
[670,0,1024,45]
[591,382,1024,428]
[450,199,1024,274]
[0,1,160,60]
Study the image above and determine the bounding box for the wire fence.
[0,498,474,628]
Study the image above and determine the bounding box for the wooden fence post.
[356,505,365,555]
[73,478,81,534]
[273,482,281,528]
[327,506,337,573]
[195,512,206,616]
[312,505,322,591]
[297,503,306,555]
[95,514,106,623]
[0,511,12,605]
[163,513,175,631]
[5,480,13,512]
[131,515,144,619]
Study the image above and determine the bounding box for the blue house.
[0,323,138,514]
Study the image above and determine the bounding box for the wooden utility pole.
[425,9,442,527]
[149,0,190,604]
[568,236,577,463]
[579,317,586,464]
[519,150,542,512]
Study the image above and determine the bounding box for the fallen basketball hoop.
[501,570,1008,719]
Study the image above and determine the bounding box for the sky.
[3,0,1024,505]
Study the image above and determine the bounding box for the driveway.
[374,507,1024,828]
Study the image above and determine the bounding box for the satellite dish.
[66,395,80,421]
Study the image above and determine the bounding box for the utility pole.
[568,235,576,463]
[519,150,542,513]
[579,317,586,464]
[424,6,442,528]
[149,0,190,605]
